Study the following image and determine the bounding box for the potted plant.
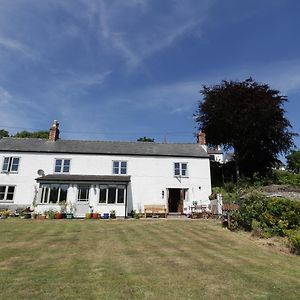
[92,212,100,219]
[65,201,75,219]
[85,212,92,219]
[59,200,67,218]
[102,213,109,219]
[110,210,116,219]
[47,209,56,219]
[0,209,11,219]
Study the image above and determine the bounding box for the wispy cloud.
[0,86,12,105]
[0,36,35,59]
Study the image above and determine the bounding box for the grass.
[0,219,299,300]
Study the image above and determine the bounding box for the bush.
[288,230,300,255]
[232,194,300,236]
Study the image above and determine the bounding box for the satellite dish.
[37,169,45,176]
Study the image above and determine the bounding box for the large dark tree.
[196,78,296,177]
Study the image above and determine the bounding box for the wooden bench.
[144,205,167,218]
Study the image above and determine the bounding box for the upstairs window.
[0,185,15,202]
[55,159,70,173]
[113,161,127,175]
[1,157,20,173]
[174,162,188,177]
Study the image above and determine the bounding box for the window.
[77,186,90,202]
[0,185,15,202]
[2,157,20,173]
[40,184,68,204]
[54,159,70,173]
[174,162,188,177]
[99,185,126,204]
[113,161,127,175]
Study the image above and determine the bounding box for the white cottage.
[0,121,211,217]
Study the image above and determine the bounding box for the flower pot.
[36,214,46,220]
[65,213,73,219]
[85,213,91,219]
[110,213,116,219]
[55,213,63,219]
[102,213,109,219]
[92,213,100,219]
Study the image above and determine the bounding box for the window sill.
[0,200,14,203]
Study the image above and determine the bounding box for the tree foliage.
[0,129,9,139]
[137,137,155,142]
[196,78,296,177]
[13,130,49,139]
[286,150,300,173]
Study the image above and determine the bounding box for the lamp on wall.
[199,186,201,190]
[162,191,165,198]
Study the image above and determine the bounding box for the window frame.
[39,184,69,204]
[77,185,90,202]
[1,156,20,174]
[174,162,188,177]
[112,160,127,175]
[54,158,71,174]
[0,185,16,202]
[98,185,126,205]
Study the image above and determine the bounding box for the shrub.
[232,194,300,236]
[288,230,300,255]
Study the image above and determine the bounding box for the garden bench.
[144,205,167,218]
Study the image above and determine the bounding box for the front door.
[75,185,91,218]
[168,188,183,213]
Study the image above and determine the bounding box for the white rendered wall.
[0,152,211,216]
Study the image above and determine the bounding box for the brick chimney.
[197,131,207,152]
[49,120,60,141]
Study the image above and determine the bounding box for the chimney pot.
[49,120,60,141]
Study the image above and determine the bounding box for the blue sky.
[0,0,299,148]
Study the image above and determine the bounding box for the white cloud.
[0,36,35,59]
[0,86,12,105]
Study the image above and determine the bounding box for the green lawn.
[0,219,299,300]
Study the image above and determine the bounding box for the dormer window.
[54,159,70,173]
[1,157,20,173]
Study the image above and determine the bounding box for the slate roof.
[36,174,131,183]
[0,138,208,158]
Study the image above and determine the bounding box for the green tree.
[0,129,9,139]
[137,137,155,142]
[195,78,296,177]
[13,130,49,139]
[286,150,300,173]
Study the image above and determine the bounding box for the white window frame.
[98,185,126,205]
[77,185,90,202]
[112,161,127,175]
[54,158,71,173]
[0,185,16,202]
[174,162,188,177]
[40,184,69,204]
[1,157,20,174]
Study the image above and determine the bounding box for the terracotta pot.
[55,213,63,219]
[92,213,99,219]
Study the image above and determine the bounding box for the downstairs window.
[99,185,126,204]
[40,184,68,204]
